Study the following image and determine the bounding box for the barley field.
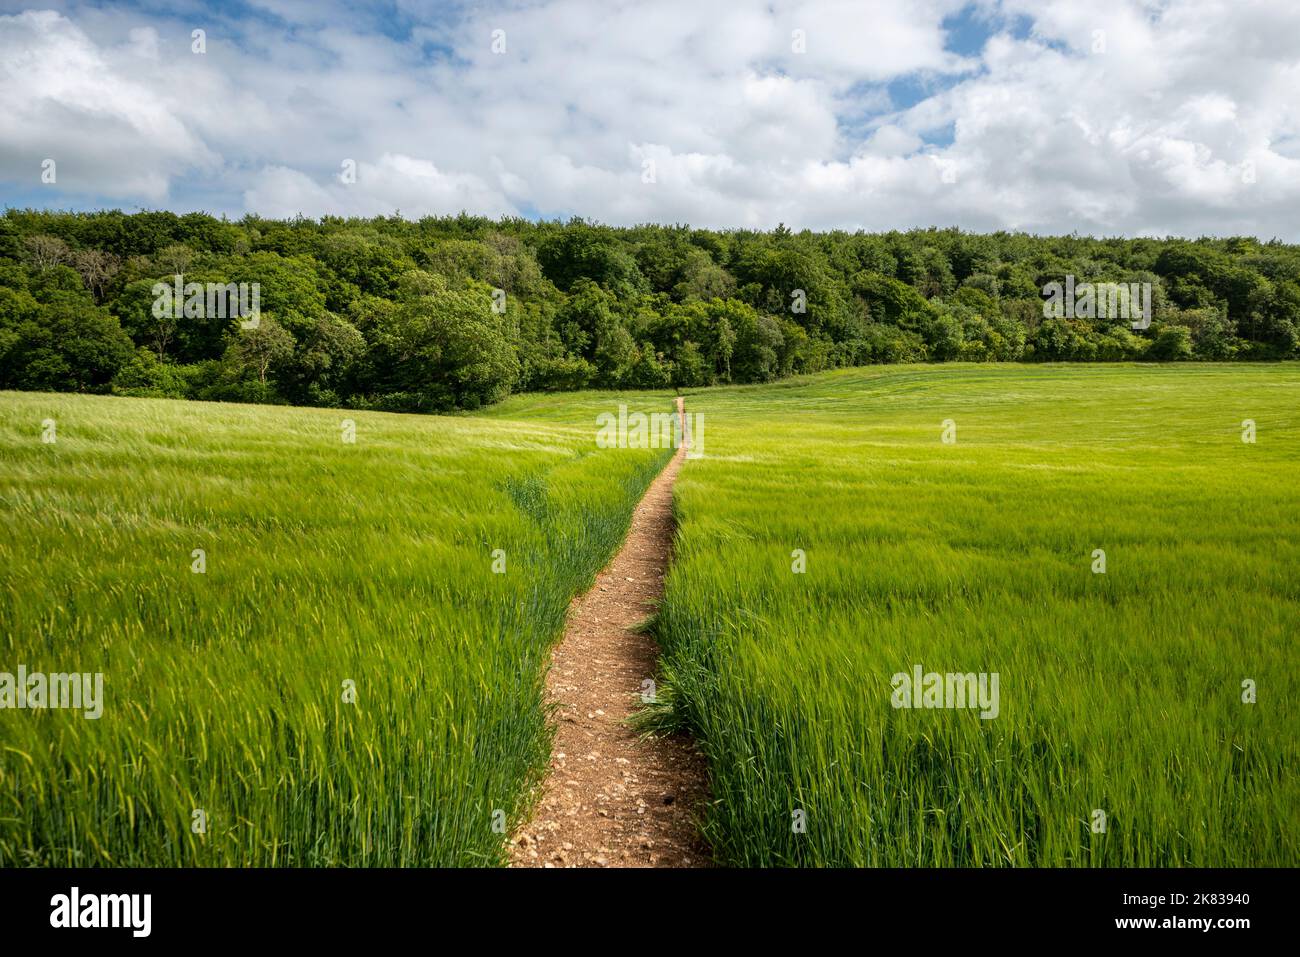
[0,389,672,866]
[655,364,1299,866]
[3,364,1297,868]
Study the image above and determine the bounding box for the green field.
[657,363,1299,865]
[2,363,1297,868]
[0,389,671,865]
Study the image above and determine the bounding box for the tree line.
[1,209,1296,412]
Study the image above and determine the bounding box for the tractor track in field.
[509,396,709,868]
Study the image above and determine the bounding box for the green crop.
[658,363,1299,866]
[0,389,671,866]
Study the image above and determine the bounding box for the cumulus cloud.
[0,10,218,199]
[242,154,517,219]
[2,0,1299,237]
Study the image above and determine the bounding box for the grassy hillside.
[657,363,1299,865]
[4,363,1296,868]
[0,388,672,865]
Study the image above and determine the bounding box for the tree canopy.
[1,209,1295,411]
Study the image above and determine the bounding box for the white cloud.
[0,10,218,200]
[2,1,1299,238]
[242,154,517,218]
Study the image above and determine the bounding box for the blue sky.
[3,0,1299,238]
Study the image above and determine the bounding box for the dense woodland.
[1,209,1297,412]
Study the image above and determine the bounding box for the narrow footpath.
[510,397,709,867]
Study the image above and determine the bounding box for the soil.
[508,397,709,868]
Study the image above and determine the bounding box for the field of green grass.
[0,388,673,866]
[3,363,1297,869]
[657,363,1299,866]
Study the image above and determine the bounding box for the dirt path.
[509,397,709,868]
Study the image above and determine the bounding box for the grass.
[4,364,1296,869]
[657,363,1299,866]
[0,388,673,866]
